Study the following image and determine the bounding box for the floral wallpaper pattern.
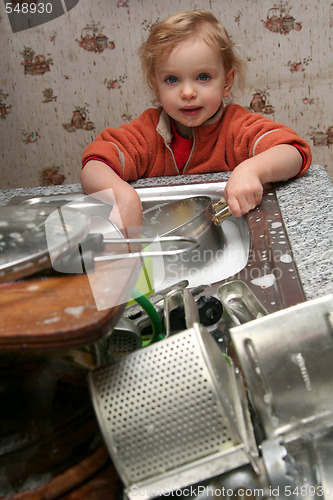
[0,0,332,188]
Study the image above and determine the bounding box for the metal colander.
[88,321,258,499]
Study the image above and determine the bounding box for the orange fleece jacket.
[82,104,312,181]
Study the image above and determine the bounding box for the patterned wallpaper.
[0,0,332,188]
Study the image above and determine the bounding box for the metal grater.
[105,317,142,359]
[107,329,141,358]
[88,323,258,500]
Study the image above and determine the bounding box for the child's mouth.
[180,107,202,117]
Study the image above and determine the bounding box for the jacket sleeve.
[226,106,312,176]
[81,109,159,181]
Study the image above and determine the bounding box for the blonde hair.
[139,10,246,98]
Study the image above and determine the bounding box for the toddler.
[81,10,311,231]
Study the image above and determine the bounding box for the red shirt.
[170,120,193,174]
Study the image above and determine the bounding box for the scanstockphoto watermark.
[165,245,294,267]
[167,262,284,284]
[130,485,333,497]
[129,485,270,497]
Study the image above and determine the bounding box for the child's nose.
[181,82,197,99]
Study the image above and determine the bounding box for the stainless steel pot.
[230,294,333,442]
[141,196,232,270]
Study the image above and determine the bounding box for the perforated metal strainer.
[88,320,258,500]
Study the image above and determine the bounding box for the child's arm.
[80,160,143,233]
[224,144,303,218]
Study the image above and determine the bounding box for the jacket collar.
[156,109,172,145]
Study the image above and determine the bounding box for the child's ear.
[223,68,236,97]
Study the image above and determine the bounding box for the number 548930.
[5,3,53,14]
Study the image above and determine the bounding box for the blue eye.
[166,75,178,84]
[198,73,210,81]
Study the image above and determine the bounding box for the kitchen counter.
[0,164,332,300]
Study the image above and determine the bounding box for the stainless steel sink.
[7,180,304,315]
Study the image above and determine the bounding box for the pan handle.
[94,235,198,261]
[212,197,232,225]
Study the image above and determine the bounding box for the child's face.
[154,37,234,135]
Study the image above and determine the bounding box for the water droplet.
[263,393,271,403]
[280,254,292,263]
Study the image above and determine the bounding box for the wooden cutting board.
[0,257,141,352]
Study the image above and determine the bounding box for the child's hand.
[80,159,143,236]
[224,161,263,218]
[110,188,143,237]
[224,145,304,218]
